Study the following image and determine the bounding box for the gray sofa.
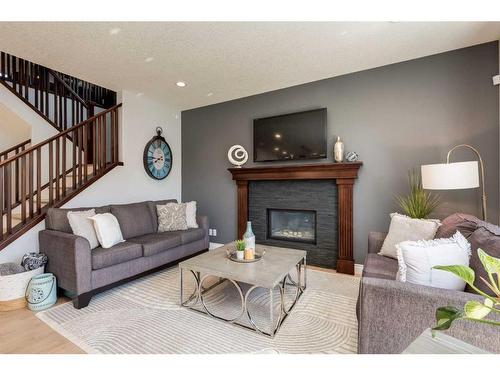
[39,199,209,309]
[357,215,500,354]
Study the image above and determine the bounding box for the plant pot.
[236,251,244,260]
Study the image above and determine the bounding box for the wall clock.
[143,127,172,180]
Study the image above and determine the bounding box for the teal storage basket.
[25,273,57,311]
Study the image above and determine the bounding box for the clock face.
[144,137,172,180]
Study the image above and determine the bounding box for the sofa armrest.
[358,277,499,354]
[39,230,92,295]
[196,215,209,232]
[368,231,387,254]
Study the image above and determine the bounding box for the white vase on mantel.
[333,136,344,163]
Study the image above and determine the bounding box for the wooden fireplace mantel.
[228,162,362,275]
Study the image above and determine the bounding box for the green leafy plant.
[235,240,245,252]
[432,248,500,334]
[396,169,440,219]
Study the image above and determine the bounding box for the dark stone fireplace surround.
[249,180,338,268]
[229,162,362,275]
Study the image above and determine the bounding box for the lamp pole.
[446,144,487,221]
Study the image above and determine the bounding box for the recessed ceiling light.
[206,92,214,97]
[145,57,154,63]
[176,81,186,87]
[109,27,121,35]
[274,133,282,139]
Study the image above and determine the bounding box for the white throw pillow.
[185,201,198,229]
[157,203,188,232]
[396,231,471,291]
[67,209,99,249]
[89,213,125,249]
[379,213,440,259]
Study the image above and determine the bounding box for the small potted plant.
[235,240,245,260]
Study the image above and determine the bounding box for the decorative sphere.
[227,145,248,167]
[345,151,359,162]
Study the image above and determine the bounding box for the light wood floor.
[0,297,83,354]
[0,265,345,354]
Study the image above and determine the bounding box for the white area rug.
[37,267,360,354]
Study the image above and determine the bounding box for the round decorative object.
[345,151,359,162]
[227,145,248,168]
[143,127,173,180]
[25,273,57,311]
[226,249,266,263]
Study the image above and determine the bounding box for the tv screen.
[253,108,327,162]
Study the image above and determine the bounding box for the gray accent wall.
[182,42,499,264]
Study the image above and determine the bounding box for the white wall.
[0,90,182,263]
[0,102,31,151]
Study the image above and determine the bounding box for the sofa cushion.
[148,199,177,230]
[92,241,142,270]
[129,232,182,257]
[362,254,398,280]
[435,213,480,239]
[169,228,206,244]
[110,201,156,239]
[46,206,110,233]
[467,225,500,296]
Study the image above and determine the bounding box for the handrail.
[0,139,31,159]
[0,103,122,167]
[48,69,88,109]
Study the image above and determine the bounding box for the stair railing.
[0,139,31,210]
[0,51,116,131]
[0,103,121,244]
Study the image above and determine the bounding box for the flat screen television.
[253,108,327,162]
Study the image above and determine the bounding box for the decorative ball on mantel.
[345,151,359,162]
[227,145,248,168]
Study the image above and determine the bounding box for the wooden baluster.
[18,58,23,97]
[45,69,49,119]
[36,148,41,214]
[83,124,88,181]
[78,126,83,185]
[48,141,53,205]
[20,155,26,223]
[28,152,34,219]
[34,64,39,109]
[55,137,60,201]
[0,165,3,238]
[72,98,76,128]
[1,51,5,79]
[5,163,12,233]
[63,93,67,130]
[6,54,11,81]
[92,119,97,174]
[12,56,17,92]
[110,110,115,164]
[14,149,20,204]
[103,114,107,166]
[54,79,59,128]
[98,115,103,169]
[62,135,66,196]
[59,85,63,129]
[72,128,77,189]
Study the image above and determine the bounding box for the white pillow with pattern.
[157,203,188,232]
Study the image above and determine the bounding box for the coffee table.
[179,243,307,337]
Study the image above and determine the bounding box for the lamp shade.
[421,161,479,190]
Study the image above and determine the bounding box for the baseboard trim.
[209,242,224,250]
[354,263,364,276]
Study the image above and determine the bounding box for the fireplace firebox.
[267,208,317,244]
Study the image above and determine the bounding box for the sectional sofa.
[39,199,209,309]
[357,213,500,354]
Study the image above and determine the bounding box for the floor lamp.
[421,144,486,221]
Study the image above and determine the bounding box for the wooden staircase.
[0,102,122,249]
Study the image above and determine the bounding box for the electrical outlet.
[208,229,217,236]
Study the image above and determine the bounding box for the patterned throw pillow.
[157,203,188,232]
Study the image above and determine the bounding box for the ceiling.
[0,22,499,110]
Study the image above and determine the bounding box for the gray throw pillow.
[157,203,188,232]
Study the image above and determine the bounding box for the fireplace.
[267,208,317,244]
[229,163,362,274]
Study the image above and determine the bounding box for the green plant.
[432,248,500,334]
[235,240,245,251]
[396,169,440,219]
